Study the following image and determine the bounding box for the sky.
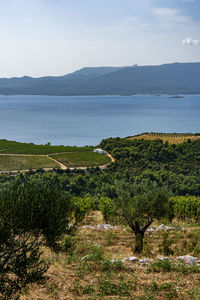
[0,0,200,77]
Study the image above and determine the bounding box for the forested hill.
[0,62,200,95]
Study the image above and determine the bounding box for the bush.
[0,233,47,300]
[0,176,73,299]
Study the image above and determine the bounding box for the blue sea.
[0,94,199,146]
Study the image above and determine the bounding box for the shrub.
[0,176,73,299]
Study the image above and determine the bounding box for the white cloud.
[182,37,200,46]
[152,8,192,26]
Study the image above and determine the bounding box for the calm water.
[0,94,200,146]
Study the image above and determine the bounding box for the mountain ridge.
[0,62,199,95]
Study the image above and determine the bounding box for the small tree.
[0,231,47,300]
[0,176,73,299]
[115,181,170,253]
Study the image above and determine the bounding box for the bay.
[0,94,199,146]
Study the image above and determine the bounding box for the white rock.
[157,224,166,230]
[158,256,172,261]
[82,225,95,229]
[97,224,114,230]
[139,258,150,264]
[127,256,139,262]
[96,224,121,230]
[165,226,175,231]
[177,255,198,265]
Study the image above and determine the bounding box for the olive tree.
[0,176,73,299]
[115,180,170,253]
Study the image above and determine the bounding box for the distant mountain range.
[0,62,200,95]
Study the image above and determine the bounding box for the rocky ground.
[21,211,200,300]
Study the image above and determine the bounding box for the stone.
[126,256,139,262]
[165,226,175,231]
[97,224,113,230]
[158,256,172,261]
[96,224,121,230]
[82,225,95,229]
[139,258,150,264]
[157,224,166,230]
[177,255,198,265]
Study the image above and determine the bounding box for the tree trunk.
[134,231,145,254]
[104,203,108,223]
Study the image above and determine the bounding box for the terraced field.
[129,133,200,144]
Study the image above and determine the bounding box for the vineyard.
[0,139,93,154]
[0,155,59,171]
[129,133,200,144]
[0,139,111,171]
[171,196,200,221]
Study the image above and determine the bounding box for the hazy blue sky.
[0,0,200,77]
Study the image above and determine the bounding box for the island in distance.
[0,62,200,96]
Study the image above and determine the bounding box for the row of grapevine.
[72,197,114,224]
[71,195,200,225]
[171,196,200,221]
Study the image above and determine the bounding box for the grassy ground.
[20,211,200,300]
[0,155,59,171]
[129,133,200,144]
[50,152,111,168]
[0,139,93,154]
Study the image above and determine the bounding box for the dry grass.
[129,133,200,144]
[20,211,200,300]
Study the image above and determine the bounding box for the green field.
[0,139,93,154]
[0,155,59,171]
[50,152,111,168]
